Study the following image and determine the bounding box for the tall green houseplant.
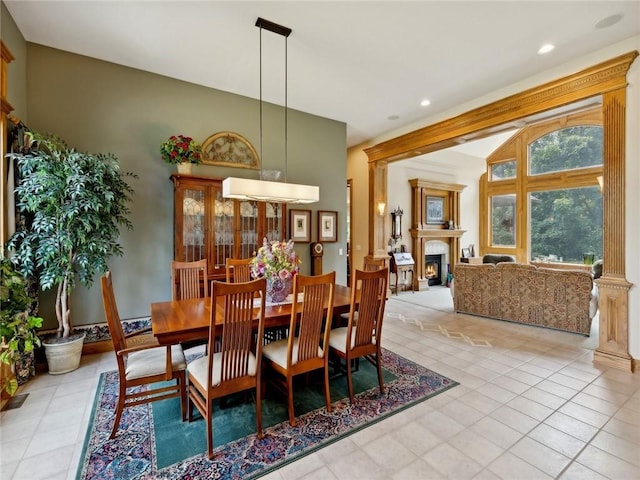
[8,132,135,344]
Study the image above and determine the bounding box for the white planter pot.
[176,163,193,174]
[43,333,85,375]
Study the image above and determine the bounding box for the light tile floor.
[1,286,639,479]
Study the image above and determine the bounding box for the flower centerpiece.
[160,135,202,173]
[250,238,300,303]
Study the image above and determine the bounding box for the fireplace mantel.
[411,228,466,239]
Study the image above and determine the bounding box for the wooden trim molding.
[1,41,14,248]
[365,50,639,371]
[364,52,638,163]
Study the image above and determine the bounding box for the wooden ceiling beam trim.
[364,51,638,164]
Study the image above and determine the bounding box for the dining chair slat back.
[329,267,389,403]
[186,277,266,459]
[225,257,253,283]
[363,256,386,271]
[262,271,335,426]
[171,259,208,300]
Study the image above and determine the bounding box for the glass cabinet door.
[181,188,206,262]
[239,200,258,258]
[265,202,284,243]
[213,189,235,270]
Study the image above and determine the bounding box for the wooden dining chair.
[100,272,187,439]
[341,256,387,324]
[171,259,208,300]
[262,271,335,426]
[225,257,253,283]
[329,267,388,403]
[187,277,266,459]
[363,256,387,272]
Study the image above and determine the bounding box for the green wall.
[6,39,346,329]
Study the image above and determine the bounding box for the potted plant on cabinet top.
[7,131,136,374]
[160,134,202,174]
[0,258,43,395]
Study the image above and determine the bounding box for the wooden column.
[368,159,388,258]
[594,87,632,371]
[1,42,15,250]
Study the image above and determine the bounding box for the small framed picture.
[318,210,338,242]
[461,248,471,258]
[289,209,311,243]
[426,196,445,224]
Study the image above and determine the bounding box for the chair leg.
[187,382,194,422]
[179,372,187,421]
[375,352,385,395]
[346,356,355,404]
[323,363,332,413]
[110,382,127,439]
[255,384,263,439]
[287,375,296,427]
[206,399,214,460]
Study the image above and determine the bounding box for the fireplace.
[425,254,443,286]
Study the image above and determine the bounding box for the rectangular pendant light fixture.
[222,177,319,204]
[222,17,319,205]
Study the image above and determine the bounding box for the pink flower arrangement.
[160,135,202,165]
[250,238,300,281]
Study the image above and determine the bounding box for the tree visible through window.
[530,187,602,263]
[529,126,603,175]
[528,126,603,263]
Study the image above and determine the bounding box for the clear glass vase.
[266,276,292,303]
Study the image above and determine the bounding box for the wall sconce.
[377,202,386,216]
[596,175,603,192]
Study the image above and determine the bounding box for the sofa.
[452,262,597,335]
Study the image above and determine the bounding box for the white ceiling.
[5,1,640,156]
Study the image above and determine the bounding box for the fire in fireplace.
[425,254,443,286]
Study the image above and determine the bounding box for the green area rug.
[77,348,458,479]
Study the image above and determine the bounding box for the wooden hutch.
[171,174,286,280]
[409,179,466,291]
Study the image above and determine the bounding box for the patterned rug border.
[77,348,458,479]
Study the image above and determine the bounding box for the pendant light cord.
[259,25,263,180]
[284,35,288,183]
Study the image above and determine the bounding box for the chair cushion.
[339,311,359,323]
[126,344,186,380]
[329,327,376,353]
[328,327,352,353]
[262,338,323,368]
[187,351,257,387]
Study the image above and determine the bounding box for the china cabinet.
[171,174,286,279]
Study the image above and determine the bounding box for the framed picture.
[289,209,311,243]
[318,210,338,242]
[200,131,260,169]
[426,196,445,224]
[461,248,471,258]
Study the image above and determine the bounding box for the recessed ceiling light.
[538,44,555,55]
[596,14,623,29]
[387,115,400,121]
[420,99,431,107]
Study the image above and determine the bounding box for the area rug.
[77,348,458,479]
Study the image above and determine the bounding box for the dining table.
[151,284,353,346]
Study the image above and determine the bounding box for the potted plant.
[160,134,202,174]
[7,131,136,374]
[0,258,43,395]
